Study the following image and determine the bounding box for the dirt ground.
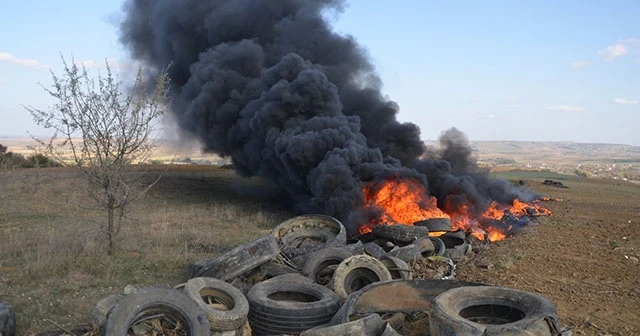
[2,167,638,335]
[457,175,640,336]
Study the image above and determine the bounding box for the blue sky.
[1,1,639,145]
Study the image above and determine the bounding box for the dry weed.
[0,166,292,334]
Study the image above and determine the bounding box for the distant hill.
[468,141,640,165]
[464,141,640,181]
[0,136,227,166]
[2,137,639,181]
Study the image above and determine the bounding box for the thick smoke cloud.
[119,0,534,235]
[415,128,535,217]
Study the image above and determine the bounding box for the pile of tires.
[86,214,567,336]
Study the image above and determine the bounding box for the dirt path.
[458,177,640,335]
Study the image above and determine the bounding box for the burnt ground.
[458,174,640,335]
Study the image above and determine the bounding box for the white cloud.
[487,113,496,119]
[597,44,628,60]
[597,38,640,60]
[0,52,48,69]
[545,105,585,112]
[570,60,591,68]
[613,98,639,105]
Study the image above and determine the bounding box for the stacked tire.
[247,276,342,335]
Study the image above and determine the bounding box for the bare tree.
[26,57,171,255]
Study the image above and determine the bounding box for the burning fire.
[361,178,449,234]
[361,177,552,242]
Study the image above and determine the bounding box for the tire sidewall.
[103,287,210,335]
[430,286,559,336]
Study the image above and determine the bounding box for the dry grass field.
[0,165,294,334]
[1,164,639,335]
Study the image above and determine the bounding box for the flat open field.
[1,166,639,335]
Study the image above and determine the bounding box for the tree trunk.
[107,199,116,256]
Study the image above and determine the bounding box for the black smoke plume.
[119,0,535,235]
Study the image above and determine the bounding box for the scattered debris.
[543,179,568,188]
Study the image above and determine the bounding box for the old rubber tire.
[0,302,16,336]
[259,260,298,278]
[440,235,470,262]
[196,235,280,280]
[247,275,342,335]
[362,242,387,259]
[440,234,466,248]
[187,259,208,279]
[302,247,354,285]
[414,218,453,232]
[445,229,467,239]
[371,224,429,243]
[381,322,403,336]
[103,287,210,335]
[271,214,347,266]
[331,254,393,299]
[429,286,563,336]
[385,238,435,262]
[430,237,446,257]
[184,277,249,331]
[300,313,386,336]
[330,279,487,325]
[91,294,123,329]
[379,255,413,280]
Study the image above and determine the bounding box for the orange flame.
[360,177,552,242]
[360,178,449,234]
[509,199,553,217]
[442,199,553,241]
[486,228,507,242]
[428,231,448,237]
